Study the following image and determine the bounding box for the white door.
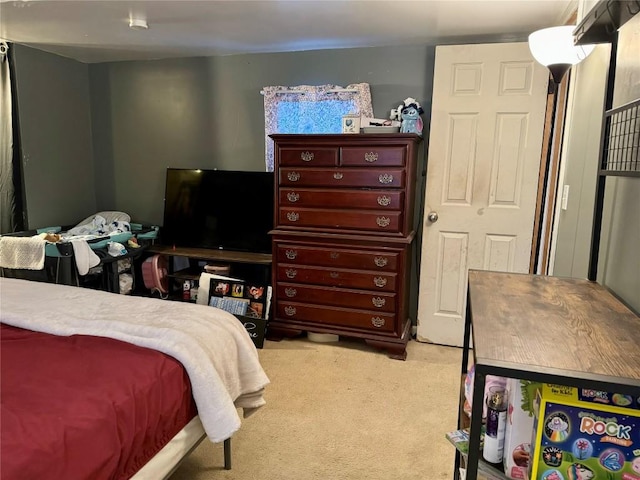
[416,43,549,347]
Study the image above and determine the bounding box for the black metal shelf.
[455,271,640,480]
[599,98,640,176]
[574,0,640,45]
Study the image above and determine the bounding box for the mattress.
[0,323,197,480]
[0,277,269,441]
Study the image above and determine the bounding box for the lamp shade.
[528,26,595,83]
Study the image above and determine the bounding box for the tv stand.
[147,245,272,300]
[145,245,273,348]
[147,245,272,265]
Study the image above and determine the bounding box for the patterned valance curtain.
[262,83,374,171]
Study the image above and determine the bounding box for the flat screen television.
[162,168,274,254]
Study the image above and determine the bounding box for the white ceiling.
[0,0,576,64]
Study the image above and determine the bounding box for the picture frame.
[341,114,361,134]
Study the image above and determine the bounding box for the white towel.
[0,236,46,270]
[70,239,101,276]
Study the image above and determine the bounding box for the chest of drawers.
[268,134,422,360]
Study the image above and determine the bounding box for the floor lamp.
[528,26,595,274]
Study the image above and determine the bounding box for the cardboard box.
[503,379,541,479]
[530,384,640,480]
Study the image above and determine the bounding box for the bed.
[0,277,270,480]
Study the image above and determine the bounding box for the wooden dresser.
[268,133,422,359]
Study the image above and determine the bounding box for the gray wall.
[597,14,640,311]
[552,44,609,278]
[13,43,433,324]
[88,45,435,225]
[12,30,637,311]
[12,44,96,228]
[553,12,639,312]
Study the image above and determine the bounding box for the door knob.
[427,211,439,223]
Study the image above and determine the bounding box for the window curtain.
[0,41,15,233]
[262,83,374,171]
[0,41,27,233]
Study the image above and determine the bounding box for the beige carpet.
[171,336,462,480]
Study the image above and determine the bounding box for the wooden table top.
[467,270,640,388]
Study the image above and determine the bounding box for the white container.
[307,332,339,343]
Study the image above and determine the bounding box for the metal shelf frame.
[454,271,640,480]
[574,0,640,45]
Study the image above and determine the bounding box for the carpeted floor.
[170,336,462,480]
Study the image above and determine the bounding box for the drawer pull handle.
[329,272,340,279]
[373,277,387,288]
[285,268,298,279]
[378,173,394,184]
[333,172,344,180]
[329,252,340,259]
[301,151,314,162]
[284,306,297,316]
[377,195,391,206]
[374,256,388,268]
[371,317,386,328]
[376,216,391,227]
[285,249,298,260]
[286,212,300,222]
[372,297,386,308]
[365,152,378,163]
[287,171,301,182]
[287,192,300,203]
[285,287,297,298]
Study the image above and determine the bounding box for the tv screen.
[162,168,274,254]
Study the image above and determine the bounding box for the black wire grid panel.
[601,98,640,176]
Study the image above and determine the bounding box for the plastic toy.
[391,97,424,135]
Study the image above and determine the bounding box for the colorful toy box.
[530,384,640,480]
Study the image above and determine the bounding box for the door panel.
[417,43,548,346]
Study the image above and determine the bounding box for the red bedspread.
[0,323,197,480]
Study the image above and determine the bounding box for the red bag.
[142,254,169,297]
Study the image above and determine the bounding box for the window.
[262,83,374,171]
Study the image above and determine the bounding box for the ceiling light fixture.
[528,26,595,84]
[129,18,149,30]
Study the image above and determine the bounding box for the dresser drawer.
[280,188,403,210]
[277,283,396,312]
[341,146,405,167]
[279,168,405,188]
[276,244,399,271]
[276,264,397,291]
[279,208,402,233]
[279,147,338,167]
[276,301,396,333]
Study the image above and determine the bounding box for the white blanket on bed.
[0,277,270,443]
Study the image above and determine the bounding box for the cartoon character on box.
[545,413,570,442]
[566,463,595,479]
[530,384,640,480]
